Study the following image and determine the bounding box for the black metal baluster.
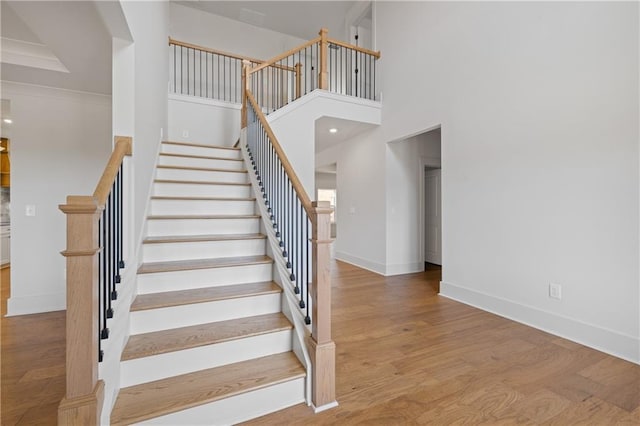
[305,217,311,324]
[101,207,109,340]
[119,165,125,269]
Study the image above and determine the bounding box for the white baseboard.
[385,262,424,276]
[334,251,385,275]
[440,280,640,365]
[6,292,65,316]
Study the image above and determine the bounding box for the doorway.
[424,167,441,265]
[417,127,442,269]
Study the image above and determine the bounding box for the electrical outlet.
[25,204,36,217]
[549,283,562,300]
[182,130,189,138]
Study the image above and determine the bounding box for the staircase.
[110,141,306,425]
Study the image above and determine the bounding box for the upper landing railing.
[170,29,380,114]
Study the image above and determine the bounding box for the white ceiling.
[315,116,376,154]
[1,1,116,94]
[174,1,357,41]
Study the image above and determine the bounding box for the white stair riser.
[159,155,245,170]
[146,218,260,237]
[161,144,241,159]
[153,182,251,198]
[137,263,273,294]
[121,330,292,387]
[150,199,255,216]
[142,239,266,263]
[130,293,281,334]
[136,377,305,425]
[156,168,248,183]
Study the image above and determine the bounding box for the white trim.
[334,251,385,276]
[266,89,381,125]
[0,79,111,101]
[312,400,339,413]
[385,262,424,276]
[6,292,65,315]
[440,280,640,365]
[168,93,241,110]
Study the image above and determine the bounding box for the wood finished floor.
[1,262,639,425]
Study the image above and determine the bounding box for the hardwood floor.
[244,261,639,425]
[2,261,639,425]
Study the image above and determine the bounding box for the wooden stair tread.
[154,179,250,186]
[157,165,247,173]
[137,255,273,274]
[110,352,305,426]
[147,214,260,220]
[160,152,243,162]
[122,313,291,360]
[143,233,266,244]
[150,196,256,201]
[162,141,240,150]
[131,281,281,311]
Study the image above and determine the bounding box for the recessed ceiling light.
[3,119,12,124]
[329,128,338,134]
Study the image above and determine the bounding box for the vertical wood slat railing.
[244,86,336,409]
[58,136,132,425]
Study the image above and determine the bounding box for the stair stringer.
[240,132,313,406]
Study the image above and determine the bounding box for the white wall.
[120,1,169,250]
[3,81,111,314]
[168,95,240,146]
[315,172,336,192]
[325,2,639,362]
[170,3,307,61]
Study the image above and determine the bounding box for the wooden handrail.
[169,37,263,64]
[249,37,321,75]
[245,90,314,220]
[326,38,381,59]
[93,136,132,207]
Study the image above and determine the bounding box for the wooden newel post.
[241,59,251,129]
[307,200,336,410]
[295,62,302,100]
[58,195,105,425]
[318,28,328,90]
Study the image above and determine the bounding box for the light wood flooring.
[2,262,639,425]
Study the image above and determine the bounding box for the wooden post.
[58,195,105,425]
[295,62,302,99]
[241,59,251,129]
[318,28,328,90]
[307,200,336,410]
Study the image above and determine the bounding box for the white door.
[424,169,442,265]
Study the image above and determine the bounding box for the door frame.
[419,156,442,269]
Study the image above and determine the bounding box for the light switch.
[25,204,36,216]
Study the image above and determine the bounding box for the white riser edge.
[137,263,273,294]
[146,218,260,237]
[161,144,241,159]
[149,199,256,216]
[153,183,251,198]
[142,239,266,263]
[130,293,282,334]
[159,155,245,171]
[156,168,248,183]
[121,330,292,387]
[136,377,305,425]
